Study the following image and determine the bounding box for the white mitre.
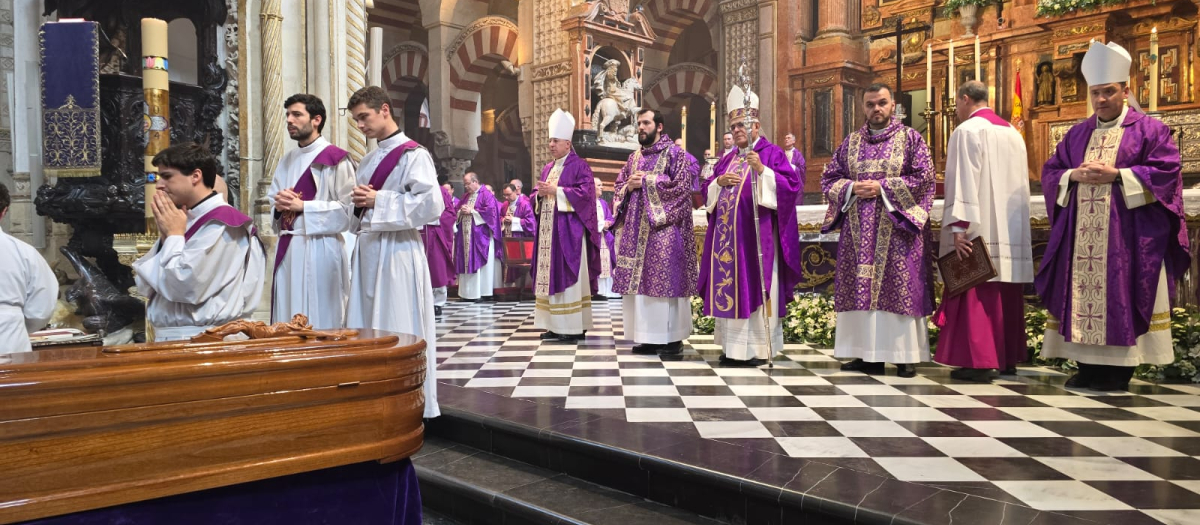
[1081,40,1132,86]
[548,108,575,140]
[726,85,759,122]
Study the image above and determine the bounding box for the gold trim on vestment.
[617,148,671,294]
[710,156,751,316]
[1068,125,1126,345]
[846,131,907,310]
[535,158,566,297]
[459,191,479,272]
[535,295,594,314]
[503,199,515,236]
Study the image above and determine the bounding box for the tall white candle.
[1150,27,1160,112]
[974,35,981,84]
[948,39,956,97]
[926,44,933,97]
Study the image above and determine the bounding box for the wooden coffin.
[0,329,426,524]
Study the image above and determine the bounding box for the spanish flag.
[1011,68,1025,137]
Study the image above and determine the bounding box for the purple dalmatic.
[612,133,699,297]
[699,136,804,318]
[530,150,601,296]
[784,147,807,189]
[820,118,936,318]
[421,185,457,288]
[455,186,502,275]
[1037,109,1190,347]
[501,194,536,238]
[598,197,616,277]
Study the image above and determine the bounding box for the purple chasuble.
[530,150,601,296]
[784,148,808,190]
[820,118,936,317]
[698,136,804,319]
[455,186,502,275]
[274,144,349,276]
[501,194,536,238]
[612,133,699,297]
[422,185,457,288]
[1037,110,1190,346]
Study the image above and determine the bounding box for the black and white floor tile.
[434,300,1200,523]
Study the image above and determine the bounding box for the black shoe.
[434,305,443,316]
[896,364,917,378]
[460,297,478,303]
[1064,373,1091,389]
[950,367,991,383]
[1090,379,1130,392]
[480,296,494,303]
[841,358,885,375]
[719,355,764,367]
[591,294,605,301]
[557,333,584,343]
[632,343,662,355]
[540,331,560,340]
[658,341,683,356]
[999,367,1018,376]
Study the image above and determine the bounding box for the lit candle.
[948,39,955,97]
[709,101,716,157]
[1150,27,1159,112]
[680,105,688,151]
[926,43,933,98]
[974,35,981,84]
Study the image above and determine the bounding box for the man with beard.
[594,177,620,300]
[821,84,936,378]
[613,108,699,354]
[456,172,502,302]
[1037,42,1190,392]
[267,93,355,327]
[422,175,457,316]
[698,88,804,366]
[531,109,601,343]
[345,86,443,418]
[782,133,807,188]
[134,143,266,341]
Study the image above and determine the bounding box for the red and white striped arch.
[645,0,716,52]
[382,42,429,112]
[447,17,519,113]
[643,64,718,112]
[494,105,527,160]
[368,0,421,42]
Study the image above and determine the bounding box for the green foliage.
[1035,0,1133,18]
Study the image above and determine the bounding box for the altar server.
[0,183,58,352]
[267,94,355,328]
[134,143,266,342]
[345,86,444,417]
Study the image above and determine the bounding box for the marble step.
[414,436,725,525]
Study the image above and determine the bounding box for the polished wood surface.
[0,330,426,524]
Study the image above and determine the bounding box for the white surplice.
[267,136,356,328]
[457,199,496,300]
[939,108,1034,282]
[346,131,443,418]
[705,139,783,360]
[0,225,58,352]
[133,193,266,341]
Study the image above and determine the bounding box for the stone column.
[257,0,284,210]
[817,0,850,37]
[344,0,367,163]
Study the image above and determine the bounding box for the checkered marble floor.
[435,300,1200,523]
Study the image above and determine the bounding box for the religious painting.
[1035,62,1056,106]
[813,89,833,157]
[1139,46,1183,107]
[956,64,989,90]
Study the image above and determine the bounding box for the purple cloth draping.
[612,133,699,297]
[454,186,502,275]
[422,185,457,288]
[698,136,803,318]
[1036,110,1191,346]
[21,459,422,525]
[530,150,601,296]
[819,118,936,318]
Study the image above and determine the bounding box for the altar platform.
[427,300,1200,525]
